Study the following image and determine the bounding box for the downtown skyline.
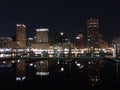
[0,0,120,42]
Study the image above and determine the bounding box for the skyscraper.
[36,28,49,43]
[87,18,99,48]
[31,28,49,49]
[16,24,26,48]
[75,32,84,49]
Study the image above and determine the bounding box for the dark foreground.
[0,58,120,89]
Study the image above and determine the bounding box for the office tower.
[36,28,49,43]
[31,28,49,49]
[0,37,12,48]
[16,24,26,48]
[112,37,120,57]
[54,32,68,43]
[75,32,84,49]
[87,18,99,48]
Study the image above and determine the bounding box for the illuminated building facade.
[16,24,26,48]
[36,28,49,43]
[112,37,120,57]
[16,60,26,81]
[35,60,49,76]
[30,28,49,49]
[0,37,12,48]
[87,18,99,48]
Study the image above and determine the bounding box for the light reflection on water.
[0,58,120,88]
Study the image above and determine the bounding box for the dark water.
[0,58,120,89]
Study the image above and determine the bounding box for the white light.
[76,36,80,39]
[16,77,21,81]
[60,32,64,35]
[17,60,20,63]
[36,72,49,76]
[22,76,26,80]
[30,63,33,66]
[76,63,80,67]
[49,55,53,57]
[61,67,64,71]
[28,38,33,40]
[16,24,26,27]
[88,39,90,41]
[16,24,21,27]
[3,61,6,64]
[40,61,44,64]
[16,76,26,81]
[36,28,49,32]
[12,60,15,63]
[22,24,26,27]
[34,65,36,67]
[88,61,91,64]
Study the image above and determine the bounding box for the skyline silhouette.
[0,0,120,42]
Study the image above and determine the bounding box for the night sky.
[0,0,120,42]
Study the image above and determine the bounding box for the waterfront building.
[87,18,99,48]
[75,32,84,49]
[16,24,26,48]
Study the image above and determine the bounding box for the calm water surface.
[0,58,120,89]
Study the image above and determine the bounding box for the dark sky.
[0,0,120,42]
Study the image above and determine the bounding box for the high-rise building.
[112,37,120,57]
[36,28,49,43]
[87,17,99,48]
[54,32,69,43]
[0,37,12,48]
[30,28,49,49]
[16,24,26,48]
[75,32,84,49]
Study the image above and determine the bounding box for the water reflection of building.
[16,60,26,81]
[88,60,104,87]
[71,60,85,73]
[0,60,15,83]
[54,60,68,73]
[48,60,69,81]
[35,60,49,76]
[0,61,12,68]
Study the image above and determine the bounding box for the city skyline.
[0,0,120,42]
